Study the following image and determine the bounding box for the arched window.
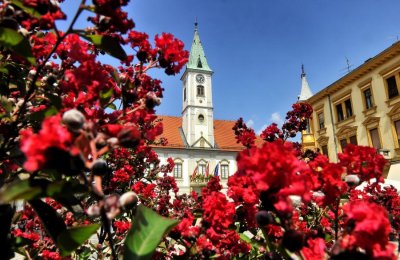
[219,160,230,179]
[173,158,183,179]
[197,85,204,97]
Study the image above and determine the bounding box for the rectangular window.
[183,88,186,101]
[336,104,344,122]
[340,139,347,151]
[386,76,399,99]
[173,163,182,179]
[321,145,329,157]
[197,85,204,96]
[221,165,229,179]
[198,164,206,175]
[345,99,353,117]
[395,120,400,146]
[363,88,373,109]
[369,128,381,149]
[349,135,358,145]
[318,112,325,129]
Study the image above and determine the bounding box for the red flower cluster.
[20,115,75,172]
[339,144,387,183]
[155,33,189,75]
[338,201,395,259]
[232,118,256,148]
[232,141,313,214]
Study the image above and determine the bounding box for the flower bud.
[344,174,360,187]
[255,210,274,227]
[145,92,161,110]
[104,194,121,219]
[62,109,85,133]
[87,204,101,216]
[107,137,119,147]
[119,191,138,210]
[282,230,305,252]
[92,159,108,176]
[117,126,141,148]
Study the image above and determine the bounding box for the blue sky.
[61,1,400,134]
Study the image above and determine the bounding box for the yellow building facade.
[302,42,400,177]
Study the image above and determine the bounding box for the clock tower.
[181,22,215,148]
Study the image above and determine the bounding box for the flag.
[205,162,210,177]
[213,163,219,176]
[191,165,198,181]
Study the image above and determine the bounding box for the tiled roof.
[154,115,256,151]
[155,116,185,148]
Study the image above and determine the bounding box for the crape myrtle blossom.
[2,0,400,259]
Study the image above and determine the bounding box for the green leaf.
[0,179,48,203]
[45,93,62,110]
[82,34,127,61]
[100,87,113,106]
[58,224,100,256]
[29,105,58,122]
[29,199,67,243]
[0,27,35,65]
[124,205,179,260]
[107,103,117,110]
[10,0,41,18]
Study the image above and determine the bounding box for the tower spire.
[298,64,313,101]
[187,21,212,72]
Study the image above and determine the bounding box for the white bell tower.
[181,22,215,148]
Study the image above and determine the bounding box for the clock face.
[196,74,205,83]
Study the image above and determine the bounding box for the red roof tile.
[154,115,262,151]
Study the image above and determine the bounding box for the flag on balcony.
[205,162,210,177]
[213,163,219,176]
[191,165,198,181]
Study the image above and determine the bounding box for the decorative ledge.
[335,115,356,129]
[386,95,400,107]
[362,105,377,117]
[317,127,327,136]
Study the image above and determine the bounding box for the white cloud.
[255,112,284,135]
[246,119,254,128]
[270,112,283,125]
[256,124,268,135]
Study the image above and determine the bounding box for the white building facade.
[154,24,243,194]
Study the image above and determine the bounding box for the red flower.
[340,201,394,258]
[114,220,131,235]
[232,118,256,148]
[155,33,189,75]
[301,238,326,260]
[339,145,387,183]
[20,115,74,172]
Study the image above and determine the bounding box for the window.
[221,165,229,179]
[395,120,400,146]
[386,75,399,99]
[183,88,186,101]
[363,88,373,109]
[321,145,329,157]
[340,139,347,151]
[336,104,344,122]
[345,99,353,117]
[198,164,206,175]
[349,135,358,145]
[318,112,325,129]
[335,98,353,122]
[340,135,357,150]
[337,126,358,152]
[173,163,182,179]
[369,128,381,149]
[197,85,204,96]
[198,114,204,122]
